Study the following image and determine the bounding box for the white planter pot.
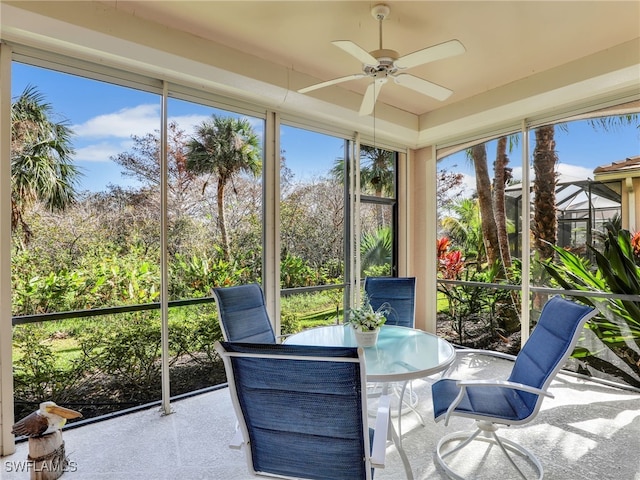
[354,328,379,347]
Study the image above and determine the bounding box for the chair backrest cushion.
[218,342,369,480]
[213,284,276,343]
[509,296,596,411]
[364,277,416,328]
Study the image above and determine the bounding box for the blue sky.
[12,62,640,193]
[440,120,640,198]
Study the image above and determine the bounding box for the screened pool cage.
[507,176,622,258]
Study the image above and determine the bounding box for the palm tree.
[360,146,394,197]
[531,116,637,309]
[11,85,79,244]
[331,147,394,225]
[186,115,261,261]
[468,144,500,267]
[532,125,558,262]
[360,146,394,226]
[493,136,514,271]
[329,156,346,184]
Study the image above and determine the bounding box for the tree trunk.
[494,137,512,271]
[375,187,384,227]
[217,178,230,261]
[533,126,558,261]
[471,144,500,267]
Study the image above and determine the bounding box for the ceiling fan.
[298,3,465,116]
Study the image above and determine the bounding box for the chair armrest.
[444,380,552,425]
[455,348,517,362]
[370,394,390,468]
[456,379,554,398]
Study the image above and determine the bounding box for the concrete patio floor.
[2,354,639,480]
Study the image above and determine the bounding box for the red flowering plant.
[437,237,465,280]
[632,231,640,263]
[437,236,450,259]
[436,237,469,343]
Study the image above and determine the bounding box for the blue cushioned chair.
[364,277,416,328]
[215,341,390,480]
[213,283,276,343]
[432,296,597,480]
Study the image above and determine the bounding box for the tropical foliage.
[542,228,640,387]
[361,226,392,276]
[440,198,483,264]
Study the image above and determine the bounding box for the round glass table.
[286,324,456,382]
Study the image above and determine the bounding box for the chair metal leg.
[435,422,543,480]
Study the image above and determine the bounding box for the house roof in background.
[594,155,640,175]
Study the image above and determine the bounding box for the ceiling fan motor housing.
[365,48,399,77]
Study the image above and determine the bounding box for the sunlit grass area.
[437,292,449,313]
[12,329,82,368]
[281,288,344,329]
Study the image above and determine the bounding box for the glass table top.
[286,324,456,382]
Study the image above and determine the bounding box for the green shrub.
[76,312,162,390]
[169,305,223,365]
[281,312,300,335]
[13,324,85,404]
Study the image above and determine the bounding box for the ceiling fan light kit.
[298,3,465,116]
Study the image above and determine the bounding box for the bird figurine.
[11,401,82,437]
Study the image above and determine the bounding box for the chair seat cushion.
[432,378,534,423]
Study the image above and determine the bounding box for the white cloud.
[459,172,476,195]
[72,104,161,139]
[511,166,523,182]
[73,140,134,163]
[71,105,264,165]
[443,172,476,201]
[72,103,261,141]
[70,107,207,162]
[169,114,209,135]
[557,163,594,181]
[511,163,594,183]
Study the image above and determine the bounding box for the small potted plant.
[347,295,390,347]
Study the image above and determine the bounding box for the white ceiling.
[2,1,639,147]
[106,1,640,116]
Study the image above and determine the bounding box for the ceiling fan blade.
[359,78,387,116]
[394,39,465,70]
[393,74,453,101]
[332,40,379,66]
[298,73,365,94]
